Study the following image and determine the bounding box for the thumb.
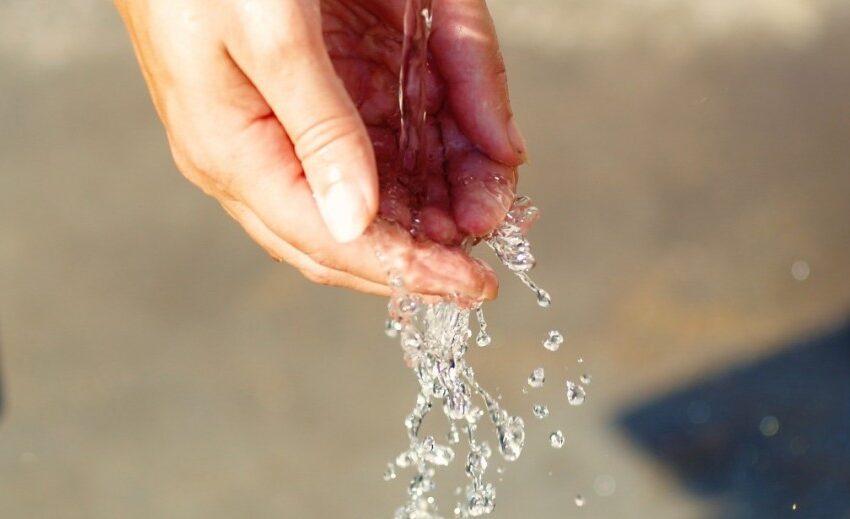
[227,0,378,243]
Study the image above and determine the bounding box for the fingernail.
[316,181,370,243]
[506,116,528,160]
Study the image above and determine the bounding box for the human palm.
[322,0,520,243]
[116,0,525,299]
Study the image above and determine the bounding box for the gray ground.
[1,1,849,518]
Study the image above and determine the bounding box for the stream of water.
[371,2,585,517]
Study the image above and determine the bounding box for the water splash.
[376,1,566,516]
[383,202,546,518]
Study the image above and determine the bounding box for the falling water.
[371,1,583,517]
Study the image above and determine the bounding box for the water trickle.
[566,381,587,406]
[385,463,398,481]
[374,0,570,516]
[383,207,546,517]
[474,307,491,347]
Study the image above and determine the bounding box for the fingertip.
[454,186,511,237]
[421,205,461,244]
[506,116,528,163]
[316,178,374,243]
[448,151,517,237]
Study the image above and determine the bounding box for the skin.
[115,0,526,299]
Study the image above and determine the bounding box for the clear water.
[371,1,586,516]
[381,198,542,518]
[527,368,545,389]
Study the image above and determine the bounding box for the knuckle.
[304,246,339,271]
[292,114,366,165]
[236,2,319,61]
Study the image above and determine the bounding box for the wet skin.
[116,0,526,299]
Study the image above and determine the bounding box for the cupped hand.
[116,0,526,299]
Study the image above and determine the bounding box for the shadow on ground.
[619,320,850,519]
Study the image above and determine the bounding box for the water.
[373,1,584,516]
[549,430,565,449]
[543,330,564,352]
[565,381,587,406]
[527,368,545,388]
[474,308,492,347]
[532,404,550,419]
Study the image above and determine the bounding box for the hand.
[116,0,526,299]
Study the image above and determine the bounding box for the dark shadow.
[618,320,850,519]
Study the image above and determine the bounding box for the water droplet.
[497,416,525,461]
[536,289,551,308]
[465,449,489,479]
[580,374,592,385]
[476,330,492,347]
[543,330,564,351]
[396,451,417,468]
[425,444,455,466]
[389,274,405,289]
[791,260,810,281]
[532,404,549,419]
[447,423,460,444]
[549,430,565,449]
[527,368,545,388]
[466,484,496,516]
[385,318,402,338]
[760,415,780,437]
[574,494,585,507]
[401,330,422,350]
[594,474,617,497]
[566,381,586,406]
[577,357,584,364]
[398,295,421,316]
[422,436,436,452]
[466,407,484,424]
[383,463,397,481]
[792,503,798,511]
[443,382,472,420]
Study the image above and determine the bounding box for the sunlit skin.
[116,0,526,299]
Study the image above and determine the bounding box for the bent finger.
[430,0,526,166]
[225,0,378,243]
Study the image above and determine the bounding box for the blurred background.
[1,0,849,517]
